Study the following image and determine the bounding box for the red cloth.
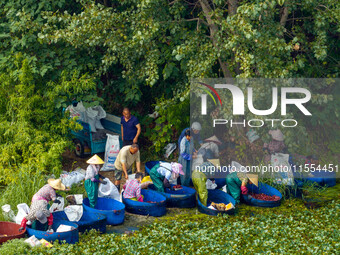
[47,213,53,226]
[20,217,28,229]
[137,196,144,202]
[241,185,248,195]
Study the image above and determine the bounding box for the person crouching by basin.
[149,162,184,192]
[123,172,147,202]
[226,172,258,204]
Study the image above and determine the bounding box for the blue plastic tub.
[145,161,159,175]
[306,171,336,187]
[122,189,167,217]
[53,210,107,233]
[197,189,236,216]
[83,197,125,225]
[148,184,196,208]
[26,220,79,244]
[243,183,282,208]
[215,178,226,189]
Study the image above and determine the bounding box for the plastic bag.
[98,178,120,201]
[60,170,85,187]
[49,197,64,213]
[231,161,244,173]
[25,235,42,247]
[246,129,260,143]
[1,204,16,222]
[93,106,106,129]
[40,239,53,248]
[66,194,83,205]
[206,179,217,190]
[101,134,120,171]
[64,205,83,222]
[271,153,294,185]
[56,224,75,233]
[164,143,176,159]
[15,203,31,225]
[66,102,86,121]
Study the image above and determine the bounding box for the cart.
[72,113,122,157]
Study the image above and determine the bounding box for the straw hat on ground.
[246,173,258,187]
[86,154,104,165]
[48,178,66,191]
[204,135,222,145]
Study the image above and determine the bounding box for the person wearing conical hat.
[85,154,107,208]
[197,135,222,161]
[19,178,67,232]
[226,170,258,204]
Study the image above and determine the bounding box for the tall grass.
[0,165,62,220]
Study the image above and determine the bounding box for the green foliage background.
[0,0,339,220]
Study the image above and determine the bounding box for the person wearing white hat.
[85,154,107,208]
[178,122,203,153]
[226,171,259,204]
[19,201,52,232]
[263,129,286,163]
[197,135,222,160]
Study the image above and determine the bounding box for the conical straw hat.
[208,159,221,167]
[86,154,104,165]
[204,135,222,145]
[246,173,258,187]
[48,178,66,191]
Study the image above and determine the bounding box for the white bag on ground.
[231,161,245,173]
[56,224,75,233]
[1,204,16,222]
[49,197,65,213]
[60,169,85,187]
[64,205,83,222]
[25,235,42,247]
[98,178,120,201]
[15,203,31,225]
[206,179,217,190]
[271,153,294,186]
[101,134,120,171]
[164,143,177,159]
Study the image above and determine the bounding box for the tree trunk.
[198,0,233,78]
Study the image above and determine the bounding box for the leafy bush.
[24,199,339,254]
[0,239,31,255]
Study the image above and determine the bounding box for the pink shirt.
[32,184,56,202]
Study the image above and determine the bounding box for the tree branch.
[280,1,290,27]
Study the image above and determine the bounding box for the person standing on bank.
[114,144,141,191]
[121,108,141,147]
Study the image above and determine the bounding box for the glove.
[101,181,107,185]
[53,199,61,204]
[19,227,24,232]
